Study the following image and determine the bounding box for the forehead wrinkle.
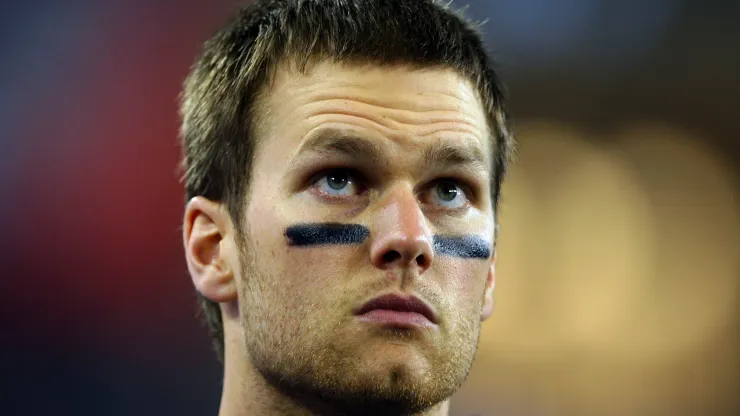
[302,110,404,140]
[297,99,485,149]
[302,88,479,115]
[301,92,484,129]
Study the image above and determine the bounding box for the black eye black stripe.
[285,223,370,246]
[432,235,490,259]
[285,223,490,259]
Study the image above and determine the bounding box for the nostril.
[415,254,426,267]
[382,250,402,264]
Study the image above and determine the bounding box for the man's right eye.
[311,169,362,197]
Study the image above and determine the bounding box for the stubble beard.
[237,240,482,415]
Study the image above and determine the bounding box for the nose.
[369,186,434,274]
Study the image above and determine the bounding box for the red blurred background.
[1,1,738,415]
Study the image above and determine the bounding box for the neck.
[218,326,450,416]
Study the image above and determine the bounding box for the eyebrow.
[292,128,489,174]
[421,140,489,174]
[293,128,389,170]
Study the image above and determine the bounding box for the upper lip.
[354,294,439,324]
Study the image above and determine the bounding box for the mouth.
[354,294,439,328]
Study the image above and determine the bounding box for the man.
[179,0,514,414]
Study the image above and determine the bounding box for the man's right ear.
[183,196,238,303]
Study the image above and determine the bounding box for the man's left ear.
[480,252,496,321]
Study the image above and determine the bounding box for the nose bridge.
[378,184,429,238]
[369,184,434,271]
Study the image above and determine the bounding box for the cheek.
[246,206,363,313]
[277,246,363,292]
[435,257,489,311]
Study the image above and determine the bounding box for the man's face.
[237,61,495,413]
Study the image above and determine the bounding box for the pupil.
[438,183,458,201]
[328,172,348,190]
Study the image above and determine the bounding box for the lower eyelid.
[310,180,364,200]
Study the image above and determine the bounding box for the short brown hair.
[179,0,515,362]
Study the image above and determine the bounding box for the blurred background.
[1,0,738,415]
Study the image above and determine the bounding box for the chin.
[357,339,435,374]
[277,363,447,416]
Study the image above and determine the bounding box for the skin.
[183,61,497,416]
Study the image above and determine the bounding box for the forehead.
[254,60,490,168]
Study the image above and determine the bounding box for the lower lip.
[356,310,436,328]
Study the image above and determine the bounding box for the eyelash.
[307,168,476,209]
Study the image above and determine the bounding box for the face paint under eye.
[286,223,370,246]
[285,223,490,260]
[433,235,490,259]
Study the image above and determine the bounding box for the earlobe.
[480,253,496,321]
[183,196,238,303]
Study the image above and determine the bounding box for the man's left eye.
[429,180,469,209]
